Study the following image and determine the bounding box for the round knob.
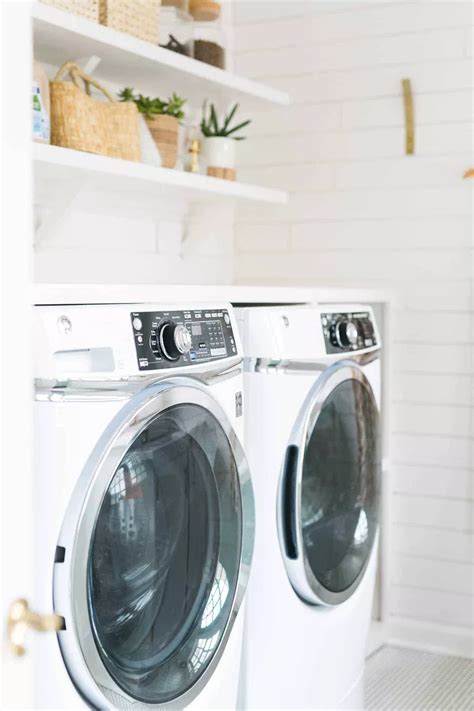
[337,320,358,347]
[174,324,192,354]
[159,323,192,360]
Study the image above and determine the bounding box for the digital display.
[191,323,202,336]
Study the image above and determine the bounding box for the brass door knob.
[7,598,63,657]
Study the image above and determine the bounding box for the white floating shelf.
[32,2,289,108]
[34,144,288,210]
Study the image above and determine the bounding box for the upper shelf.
[32,2,289,108]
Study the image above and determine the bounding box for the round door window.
[301,377,380,597]
[87,403,242,705]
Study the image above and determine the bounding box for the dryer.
[236,304,382,710]
[32,302,254,710]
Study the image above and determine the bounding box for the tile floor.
[364,645,473,710]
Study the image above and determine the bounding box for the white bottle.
[32,60,50,144]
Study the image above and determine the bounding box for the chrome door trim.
[245,350,381,374]
[34,362,243,402]
[277,360,380,606]
[53,377,255,710]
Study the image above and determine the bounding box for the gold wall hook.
[401,78,415,155]
[7,598,63,657]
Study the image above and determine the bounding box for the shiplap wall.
[233,0,473,654]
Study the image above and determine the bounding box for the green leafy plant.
[118,87,186,120]
[200,102,251,140]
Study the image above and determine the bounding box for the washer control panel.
[321,311,377,354]
[131,308,237,370]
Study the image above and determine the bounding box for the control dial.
[336,320,358,347]
[159,322,192,361]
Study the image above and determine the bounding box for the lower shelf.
[33,144,288,211]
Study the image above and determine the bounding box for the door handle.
[7,598,63,657]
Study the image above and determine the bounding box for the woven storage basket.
[99,0,161,44]
[50,62,140,161]
[39,0,99,22]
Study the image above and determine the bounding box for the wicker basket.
[145,114,179,168]
[39,0,99,22]
[99,0,161,44]
[50,62,140,161]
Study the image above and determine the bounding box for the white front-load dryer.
[32,302,254,710]
[236,304,382,710]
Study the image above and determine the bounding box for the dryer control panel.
[131,308,237,371]
[321,311,377,354]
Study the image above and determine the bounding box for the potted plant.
[119,88,186,168]
[200,102,251,180]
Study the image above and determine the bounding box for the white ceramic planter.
[203,136,236,169]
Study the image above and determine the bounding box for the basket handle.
[53,61,115,102]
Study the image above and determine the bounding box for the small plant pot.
[203,136,236,180]
[145,114,179,168]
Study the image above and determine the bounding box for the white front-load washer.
[236,304,382,710]
[32,302,254,710]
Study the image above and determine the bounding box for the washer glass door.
[280,363,380,605]
[56,382,253,709]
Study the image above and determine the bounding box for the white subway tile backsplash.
[391,344,473,375]
[234,1,375,27]
[391,585,473,628]
[336,157,471,190]
[235,223,291,253]
[392,555,473,595]
[239,164,336,192]
[234,0,312,26]
[394,281,472,312]
[277,248,469,281]
[238,124,473,166]
[342,91,474,129]
[392,464,473,500]
[392,494,473,531]
[236,29,466,79]
[292,218,472,250]
[266,60,474,105]
[239,189,471,225]
[249,103,342,137]
[391,311,473,344]
[391,433,472,469]
[391,373,472,406]
[392,524,473,564]
[235,2,473,52]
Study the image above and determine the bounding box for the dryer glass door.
[55,382,253,709]
[280,363,380,606]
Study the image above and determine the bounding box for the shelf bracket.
[35,175,89,244]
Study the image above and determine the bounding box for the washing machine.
[32,302,255,710]
[236,303,382,710]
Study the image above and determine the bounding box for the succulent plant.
[118,88,186,120]
[200,102,251,140]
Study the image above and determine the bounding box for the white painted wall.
[233,0,473,655]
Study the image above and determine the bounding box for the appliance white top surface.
[33,283,394,306]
